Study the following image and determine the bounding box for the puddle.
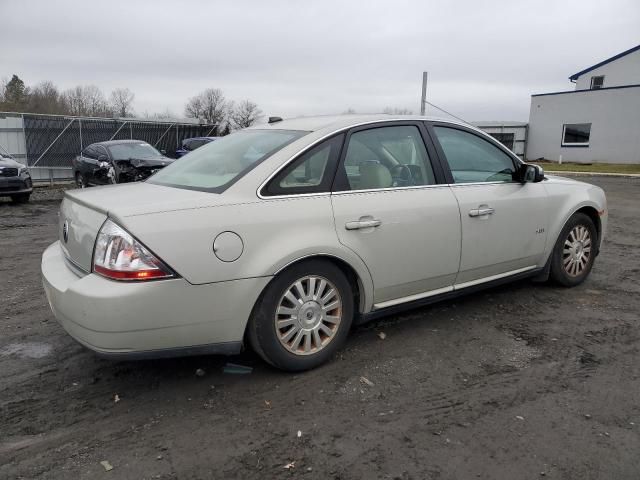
[0,342,53,359]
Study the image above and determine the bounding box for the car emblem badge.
[63,220,69,243]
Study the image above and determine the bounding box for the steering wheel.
[390,164,413,187]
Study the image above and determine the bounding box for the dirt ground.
[1,177,639,480]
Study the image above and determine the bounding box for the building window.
[562,123,591,147]
[488,132,515,150]
[590,76,604,89]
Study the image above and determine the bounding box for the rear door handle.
[345,219,382,230]
[469,207,495,217]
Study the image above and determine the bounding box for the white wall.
[527,86,640,164]
[574,49,640,90]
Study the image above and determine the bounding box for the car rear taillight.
[93,219,176,281]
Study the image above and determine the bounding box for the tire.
[248,260,354,371]
[75,171,87,188]
[549,212,598,287]
[10,193,30,204]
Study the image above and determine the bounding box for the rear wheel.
[550,213,597,287]
[10,193,30,204]
[248,260,354,371]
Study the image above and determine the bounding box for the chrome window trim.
[256,118,471,200]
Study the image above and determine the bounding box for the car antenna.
[268,116,283,124]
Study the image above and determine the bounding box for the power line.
[424,100,470,125]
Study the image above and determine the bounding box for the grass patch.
[534,161,640,174]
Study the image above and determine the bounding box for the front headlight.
[18,166,30,176]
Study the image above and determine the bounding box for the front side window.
[338,125,435,191]
[590,76,604,89]
[108,142,164,160]
[562,123,591,146]
[149,129,306,192]
[432,127,517,183]
[264,134,343,196]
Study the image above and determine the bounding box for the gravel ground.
[1,177,639,479]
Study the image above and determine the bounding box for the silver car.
[41,115,607,371]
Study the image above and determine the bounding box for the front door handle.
[469,207,495,217]
[345,219,382,230]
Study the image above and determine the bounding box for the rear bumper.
[0,176,32,196]
[41,241,270,358]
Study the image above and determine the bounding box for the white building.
[527,44,640,164]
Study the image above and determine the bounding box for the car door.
[427,123,549,286]
[330,122,461,308]
[79,145,99,185]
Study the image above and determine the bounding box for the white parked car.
[41,115,607,371]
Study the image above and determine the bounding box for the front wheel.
[247,260,354,371]
[550,213,598,287]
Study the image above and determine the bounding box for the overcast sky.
[1,0,639,122]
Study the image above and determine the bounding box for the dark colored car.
[175,136,218,158]
[0,154,32,203]
[72,140,174,187]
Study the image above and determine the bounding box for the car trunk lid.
[59,182,243,272]
[59,196,108,272]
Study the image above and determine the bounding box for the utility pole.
[420,72,428,115]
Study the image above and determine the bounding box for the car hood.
[544,173,590,186]
[114,156,174,168]
[64,182,247,218]
[0,158,26,168]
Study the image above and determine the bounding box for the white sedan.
[41,115,607,371]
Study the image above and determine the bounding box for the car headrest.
[359,162,392,190]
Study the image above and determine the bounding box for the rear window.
[149,129,306,192]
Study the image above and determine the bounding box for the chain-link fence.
[21,114,216,169]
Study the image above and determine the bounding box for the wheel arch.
[574,205,602,247]
[272,253,371,314]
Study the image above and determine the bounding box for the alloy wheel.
[274,275,343,356]
[563,225,592,276]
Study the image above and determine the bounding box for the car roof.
[247,114,472,133]
[92,140,152,147]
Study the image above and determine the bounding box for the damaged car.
[72,140,174,187]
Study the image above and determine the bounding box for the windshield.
[148,129,306,192]
[108,142,163,160]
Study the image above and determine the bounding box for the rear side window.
[432,127,517,183]
[263,134,344,196]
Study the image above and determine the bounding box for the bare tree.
[110,88,135,117]
[62,85,109,117]
[342,108,357,114]
[143,108,178,121]
[229,99,262,129]
[383,107,413,115]
[184,88,227,124]
[184,95,204,120]
[27,81,65,114]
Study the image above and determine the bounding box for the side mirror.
[520,163,544,183]
[160,149,167,155]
